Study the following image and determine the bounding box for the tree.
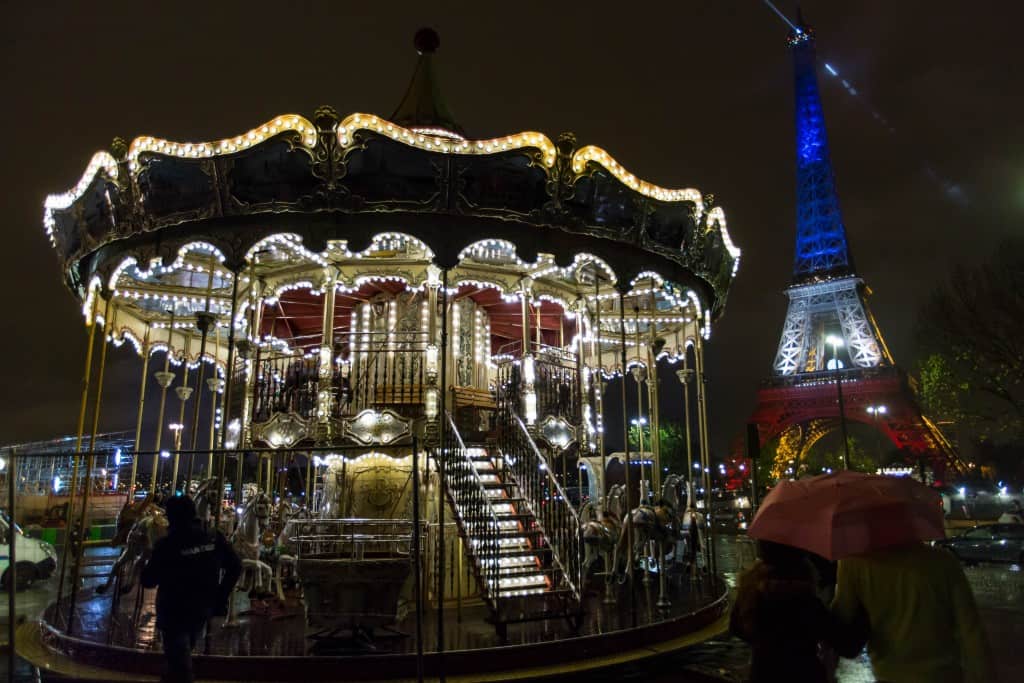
[628,420,691,476]
[915,240,1024,444]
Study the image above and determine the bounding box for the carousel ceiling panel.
[137,155,215,217]
[229,138,318,205]
[45,110,740,321]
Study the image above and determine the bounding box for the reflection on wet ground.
[5,539,1022,682]
[50,568,722,655]
[664,535,1024,683]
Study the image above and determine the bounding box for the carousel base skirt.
[20,574,729,682]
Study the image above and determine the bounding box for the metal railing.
[440,411,502,608]
[251,332,429,423]
[499,414,582,602]
[285,518,416,558]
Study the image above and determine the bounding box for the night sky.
[1,1,1020,455]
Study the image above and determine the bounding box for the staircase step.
[499,574,549,590]
[498,547,550,558]
[497,566,549,578]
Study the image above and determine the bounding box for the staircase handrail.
[504,413,583,602]
[442,411,503,605]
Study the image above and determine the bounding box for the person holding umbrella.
[747,470,994,683]
[730,539,859,682]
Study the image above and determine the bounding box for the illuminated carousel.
[23,30,741,682]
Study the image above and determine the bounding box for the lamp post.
[168,423,184,494]
[630,416,649,501]
[826,335,851,470]
[675,364,695,508]
[866,404,887,459]
[157,450,171,489]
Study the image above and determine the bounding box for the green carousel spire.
[390,28,465,138]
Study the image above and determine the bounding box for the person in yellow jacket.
[831,543,994,683]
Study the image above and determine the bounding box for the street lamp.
[866,405,887,457]
[825,335,851,470]
[630,417,649,500]
[158,450,171,489]
[168,423,184,494]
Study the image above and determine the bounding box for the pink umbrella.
[747,470,945,560]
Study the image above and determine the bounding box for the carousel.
[19,29,741,681]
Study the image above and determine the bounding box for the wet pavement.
[3,539,1022,681]
[661,535,1024,683]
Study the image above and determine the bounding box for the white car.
[1,514,57,591]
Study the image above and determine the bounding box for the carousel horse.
[614,474,684,607]
[581,484,625,577]
[193,478,222,531]
[96,497,168,594]
[677,481,706,580]
[274,505,312,596]
[230,492,274,596]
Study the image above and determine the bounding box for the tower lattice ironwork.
[746,22,963,478]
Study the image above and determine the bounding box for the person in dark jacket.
[730,541,861,683]
[141,495,241,683]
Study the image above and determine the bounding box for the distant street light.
[168,422,184,493]
[866,405,888,457]
[826,335,851,470]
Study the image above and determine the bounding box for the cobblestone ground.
[660,535,1024,683]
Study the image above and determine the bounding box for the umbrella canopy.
[747,470,945,561]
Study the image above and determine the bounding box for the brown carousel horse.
[581,484,626,578]
[96,495,168,594]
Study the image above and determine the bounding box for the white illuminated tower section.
[772,23,891,377]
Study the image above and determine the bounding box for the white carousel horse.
[230,492,274,596]
[96,497,168,594]
[581,484,625,577]
[273,505,312,598]
[193,478,222,531]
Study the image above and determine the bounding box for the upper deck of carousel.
[42,29,740,323]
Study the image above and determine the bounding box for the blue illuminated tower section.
[770,22,888,377]
[789,26,853,283]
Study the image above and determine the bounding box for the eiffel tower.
[746,20,964,479]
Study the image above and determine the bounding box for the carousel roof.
[42,31,740,318]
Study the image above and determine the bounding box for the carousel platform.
[19,574,729,682]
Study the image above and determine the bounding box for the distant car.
[0,513,58,591]
[937,524,1024,565]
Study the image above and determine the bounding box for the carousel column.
[240,276,264,451]
[215,269,241,528]
[617,290,636,625]
[694,324,716,576]
[519,278,537,425]
[186,310,216,485]
[630,305,649,500]
[675,351,695,506]
[436,268,450,663]
[55,293,99,625]
[317,271,338,441]
[647,291,662,494]
[205,325,222,477]
[151,310,177,492]
[172,335,194,493]
[68,298,114,635]
[593,278,606,481]
[129,323,151,494]
[424,265,441,432]
[237,274,263,502]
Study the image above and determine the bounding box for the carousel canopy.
[42,30,740,321]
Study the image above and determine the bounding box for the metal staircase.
[440,412,581,636]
